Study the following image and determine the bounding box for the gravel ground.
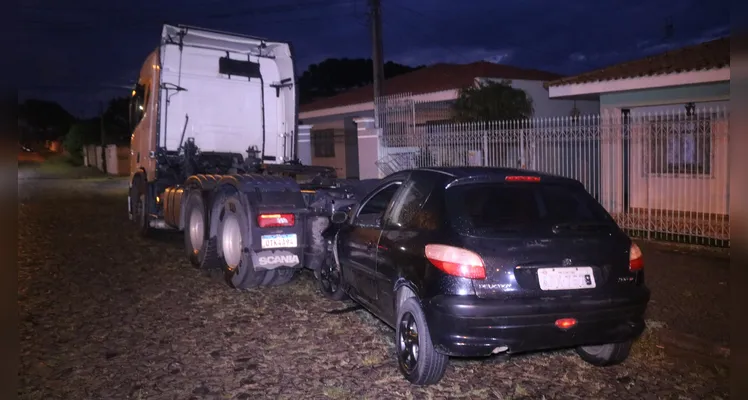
[18,171,729,400]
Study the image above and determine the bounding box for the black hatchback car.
[318,167,650,385]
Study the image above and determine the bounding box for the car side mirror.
[330,210,348,224]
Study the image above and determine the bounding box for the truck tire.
[184,190,208,268]
[262,267,296,286]
[216,192,267,290]
[129,175,151,237]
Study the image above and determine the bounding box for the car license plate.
[537,267,596,290]
[260,234,297,249]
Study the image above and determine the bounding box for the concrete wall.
[105,145,131,176]
[83,144,131,176]
[598,82,730,216]
[353,118,380,179]
[306,117,360,179]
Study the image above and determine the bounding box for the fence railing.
[376,105,730,247]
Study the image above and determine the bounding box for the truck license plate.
[537,267,596,290]
[261,234,298,249]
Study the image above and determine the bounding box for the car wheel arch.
[394,280,420,312]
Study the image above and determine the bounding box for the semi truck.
[127,24,363,289]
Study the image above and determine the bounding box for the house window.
[647,115,712,176]
[313,129,335,158]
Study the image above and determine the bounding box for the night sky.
[20,0,730,118]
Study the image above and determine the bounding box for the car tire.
[576,340,633,366]
[184,190,207,268]
[216,192,267,290]
[395,297,449,385]
[316,249,347,301]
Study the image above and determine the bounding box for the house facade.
[546,37,730,238]
[299,61,599,178]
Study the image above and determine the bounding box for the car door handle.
[366,241,374,250]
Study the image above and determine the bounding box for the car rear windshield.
[445,181,615,235]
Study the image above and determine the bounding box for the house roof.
[547,37,730,87]
[299,61,563,113]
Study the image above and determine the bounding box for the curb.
[634,239,730,260]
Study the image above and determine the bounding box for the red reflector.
[629,243,643,271]
[425,244,486,280]
[257,213,295,228]
[505,175,541,182]
[555,318,577,329]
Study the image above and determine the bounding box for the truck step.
[148,219,173,230]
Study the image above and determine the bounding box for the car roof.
[408,166,570,181]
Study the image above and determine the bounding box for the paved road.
[18,170,729,399]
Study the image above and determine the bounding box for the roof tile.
[547,37,730,87]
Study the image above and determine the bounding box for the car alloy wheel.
[319,254,341,295]
[398,311,420,374]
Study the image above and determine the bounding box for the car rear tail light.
[424,244,486,280]
[257,213,295,228]
[505,175,541,182]
[629,243,643,271]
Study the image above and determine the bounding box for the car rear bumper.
[422,288,650,357]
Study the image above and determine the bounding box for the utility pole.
[369,0,384,127]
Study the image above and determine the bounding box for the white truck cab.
[129,24,299,184]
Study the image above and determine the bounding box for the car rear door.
[376,171,443,322]
[337,179,403,309]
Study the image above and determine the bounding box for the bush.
[45,153,82,167]
[63,121,99,165]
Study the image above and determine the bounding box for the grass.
[34,154,113,180]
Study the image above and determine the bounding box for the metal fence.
[375,95,730,247]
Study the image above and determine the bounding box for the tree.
[451,80,534,122]
[102,96,131,145]
[63,119,100,165]
[18,99,77,143]
[298,58,423,104]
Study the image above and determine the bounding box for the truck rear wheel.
[184,190,207,268]
[216,193,267,290]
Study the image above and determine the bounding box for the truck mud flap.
[200,237,225,270]
[250,249,302,271]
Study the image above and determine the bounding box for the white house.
[299,61,599,178]
[546,37,730,241]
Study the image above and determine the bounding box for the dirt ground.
[17,169,730,399]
